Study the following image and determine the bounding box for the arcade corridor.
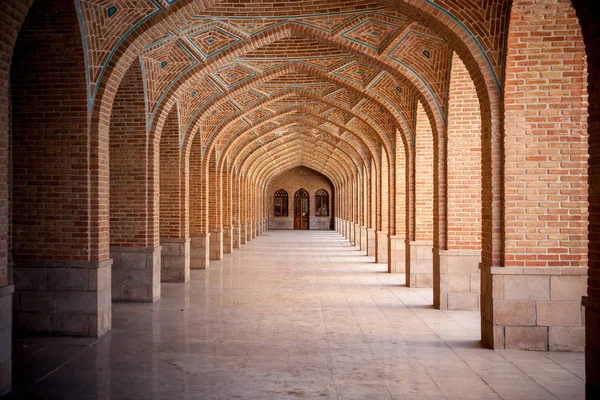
[11,231,584,399]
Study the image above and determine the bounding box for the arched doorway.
[294,189,310,230]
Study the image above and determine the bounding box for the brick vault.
[1,0,599,397]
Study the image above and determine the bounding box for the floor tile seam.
[542,353,585,382]
[495,351,561,399]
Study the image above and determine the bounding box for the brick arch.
[224,112,376,168]
[378,0,505,270]
[229,121,365,176]
[178,62,407,151]
[245,139,353,185]
[261,158,343,191]
[143,22,443,142]
[202,91,389,162]
[243,138,352,186]
[247,141,350,186]
[201,102,381,171]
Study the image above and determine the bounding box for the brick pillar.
[573,0,600,391]
[189,133,209,269]
[108,60,161,302]
[11,0,111,339]
[233,225,241,249]
[389,137,406,273]
[222,170,233,254]
[378,149,390,264]
[482,0,587,350]
[407,102,434,287]
[432,55,482,310]
[160,106,190,283]
[208,152,223,260]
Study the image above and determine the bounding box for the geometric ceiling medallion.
[332,60,380,88]
[340,18,401,53]
[187,26,242,59]
[212,64,257,89]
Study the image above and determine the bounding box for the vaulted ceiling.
[77,0,508,183]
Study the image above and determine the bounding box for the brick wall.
[160,106,185,239]
[504,0,588,268]
[11,0,92,262]
[109,60,159,248]
[415,102,434,242]
[446,54,482,250]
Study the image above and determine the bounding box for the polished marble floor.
[10,231,584,399]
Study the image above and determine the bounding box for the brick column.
[208,153,223,260]
[11,0,112,338]
[572,0,600,391]
[433,55,482,310]
[482,0,587,350]
[160,106,190,283]
[407,102,434,287]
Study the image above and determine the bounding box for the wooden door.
[294,189,309,230]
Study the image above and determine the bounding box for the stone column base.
[209,230,223,260]
[360,226,368,252]
[14,259,112,336]
[0,285,13,395]
[161,238,190,283]
[340,219,345,237]
[376,231,388,264]
[354,223,360,247]
[223,226,233,254]
[407,241,433,288]
[367,229,376,257]
[388,235,406,273]
[247,221,253,242]
[584,296,600,397]
[433,249,480,310]
[191,234,210,269]
[233,224,241,249]
[112,246,161,302]
[241,224,247,245]
[481,265,586,351]
[347,221,353,242]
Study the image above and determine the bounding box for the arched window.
[315,189,329,217]
[274,189,288,216]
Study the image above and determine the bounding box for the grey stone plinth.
[14,259,112,337]
[233,224,241,248]
[111,246,161,302]
[209,230,223,260]
[161,238,190,283]
[367,229,376,257]
[407,241,433,288]
[241,224,247,245]
[223,226,233,254]
[191,234,210,269]
[433,248,480,310]
[481,264,586,351]
[0,285,13,396]
[376,231,388,264]
[360,226,368,252]
[388,235,405,273]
